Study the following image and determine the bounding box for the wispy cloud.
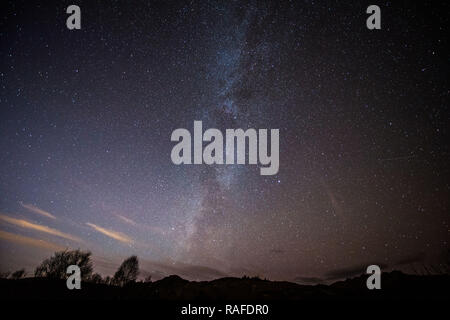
[114,214,167,236]
[0,230,65,251]
[86,223,134,244]
[324,263,388,281]
[293,276,324,284]
[20,202,56,219]
[139,259,229,281]
[115,214,138,226]
[0,214,81,242]
[89,256,232,282]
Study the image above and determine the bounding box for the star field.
[0,0,449,282]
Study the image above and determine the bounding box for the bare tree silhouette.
[90,273,103,284]
[144,275,152,283]
[113,255,139,286]
[10,269,26,279]
[34,249,93,280]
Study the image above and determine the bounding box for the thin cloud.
[86,222,134,244]
[324,263,388,281]
[293,276,324,284]
[114,214,166,236]
[20,202,56,219]
[0,214,81,242]
[140,260,229,281]
[0,230,65,251]
[115,214,138,226]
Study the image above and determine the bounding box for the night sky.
[0,1,448,282]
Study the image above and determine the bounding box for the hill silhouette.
[1,271,449,300]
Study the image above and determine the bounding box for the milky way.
[0,1,448,282]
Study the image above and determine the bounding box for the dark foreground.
[1,271,449,300]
